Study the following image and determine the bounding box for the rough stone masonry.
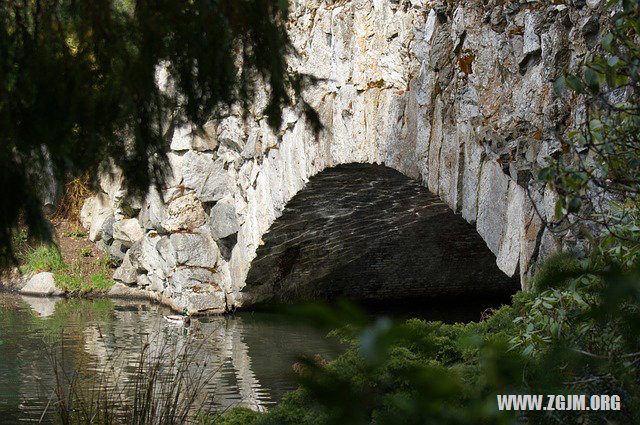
[79,0,605,314]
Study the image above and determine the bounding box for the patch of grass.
[98,254,121,271]
[67,227,87,239]
[19,247,114,294]
[54,272,83,292]
[19,244,65,274]
[54,271,114,294]
[80,248,93,257]
[89,273,114,291]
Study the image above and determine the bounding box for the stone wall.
[80,0,605,313]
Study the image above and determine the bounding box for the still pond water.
[0,293,509,423]
[0,294,343,424]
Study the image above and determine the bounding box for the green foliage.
[198,407,262,425]
[13,228,28,246]
[0,0,319,259]
[209,301,528,425]
[19,244,65,274]
[88,272,114,291]
[208,282,638,424]
[541,0,640,245]
[66,227,87,239]
[19,243,113,293]
[54,271,83,293]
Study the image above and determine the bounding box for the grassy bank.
[17,232,115,295]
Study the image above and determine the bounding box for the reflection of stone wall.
[80,1,605,313]
[77,304,330,412]
[80,305,268,412]
[2,295,337,418]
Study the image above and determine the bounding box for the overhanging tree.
[541,0,640,264]
[0,0,318,259]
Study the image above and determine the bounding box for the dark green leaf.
[567,197,582,213]
[584,68,600,91]
[565,75,583,93]
[554,76,566,96]
[602,32,614,50]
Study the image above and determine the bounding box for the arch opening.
[244,163,519,314]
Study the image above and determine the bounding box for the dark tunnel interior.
[245,163,519,319]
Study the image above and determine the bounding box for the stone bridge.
[80,0,600,313]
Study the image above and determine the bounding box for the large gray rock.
[193,121,219,151]
[88,195,114,242]
[170,122,218,152]
[168,267,226,313]
[113,242,143,285]
[113,218,144,244]
[209,200,240,240]
[170,228,219,268]
[523,10,542,57]
[108,240,129,261]
[157,236,177,271]
[20,272,63,296]
[175,290,226,314]
[169,266,217,291]
[216,117,244,152]
[461,134,484,223]
[182,151,233,202]
[170,124,193,151]
[497,182,525,277]
[161,193,207,232]
[80,196,97,230]
[101,215,116,244]
[139,188,167,232]
[477,161,510,255]
[140,235,175,280]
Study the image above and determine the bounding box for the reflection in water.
[0,294,341,424]
[19,296,60,318]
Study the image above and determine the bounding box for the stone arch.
[241,162,519,306]
[221,106,536,309]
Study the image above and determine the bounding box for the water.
[0,294,343,424]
